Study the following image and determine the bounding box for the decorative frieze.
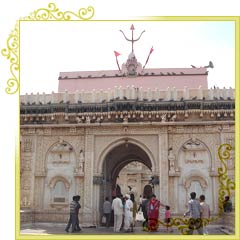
[23,139,33,152]
[43,128,52,135]
[184,159,204,164]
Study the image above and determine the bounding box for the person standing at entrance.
[141,195,149,231]
[130,193,138,229]
[124,194,133,232]
[103,197,112,228]
[112,193,123,232]
[184,192,203,235]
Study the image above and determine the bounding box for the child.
[165,205,173,233]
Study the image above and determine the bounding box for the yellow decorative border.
[22,3,94,21]
[1,3,94,94]
[1,21,19,94]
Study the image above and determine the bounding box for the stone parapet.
[20,87,234,105]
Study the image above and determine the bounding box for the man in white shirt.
[124,194,133,232]
[111,194,123,232]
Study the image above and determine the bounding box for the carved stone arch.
[183,172,208,190]
[47,139,76,154]
[45,139,77,166]
[97,137,156,174]
[176,137,213,170]
[48,175,71,190]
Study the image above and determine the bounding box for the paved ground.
[20,222,233,235]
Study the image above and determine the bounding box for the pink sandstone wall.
[58,68,208,93]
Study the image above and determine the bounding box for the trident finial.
[120,24,145,53]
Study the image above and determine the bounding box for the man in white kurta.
[111,194,123,232]
[124,194,133,232]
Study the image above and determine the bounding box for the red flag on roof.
[150,46,154,54]
[143,46,154,69]
[114,51,121,72]
[114,51,121,57]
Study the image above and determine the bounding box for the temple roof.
[59,67,208,80]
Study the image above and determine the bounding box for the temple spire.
[120,24,145,53]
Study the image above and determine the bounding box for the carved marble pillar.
[158,131,169,205]
[82,131,94,224]
[34,135,45,210]
[21,136,35,210]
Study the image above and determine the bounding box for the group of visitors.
[183,192,210,235]
[65,192,232,235]
[111,193,138,232]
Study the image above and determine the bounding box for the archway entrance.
[117,161,152,200]
[100,142,153,223]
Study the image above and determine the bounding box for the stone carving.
[185,159,204,164]
[182,138,204,150]
[21,195,31,208]
[168,147,176,174]
[43,128,51,135]
[23,139,32,152]
[75,149,85,174]
[96,117,101,123]
[69,127,77,134]
[49,137,73,164]
[86,116,91,124]
[123,116,128,123]
[76,116,82,123]
[170,114,177,122]
[24,159,32,170]
[79,150,85,173]
[27,128,35,134]
[51,137,71,152]
[22,177,31,190]
[161,113,167,122]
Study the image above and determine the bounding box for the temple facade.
[20,25,235,226]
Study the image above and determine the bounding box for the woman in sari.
[147,194,165,231]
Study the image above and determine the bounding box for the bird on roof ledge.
[204,61,214,68]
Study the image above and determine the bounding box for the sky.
[20,20,235,94]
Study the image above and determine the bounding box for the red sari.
[147,198,160,231]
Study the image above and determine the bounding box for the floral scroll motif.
[1,3,94,94]
[24,3,94,21]
[1,22,19,94]
[217,143,235,216]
